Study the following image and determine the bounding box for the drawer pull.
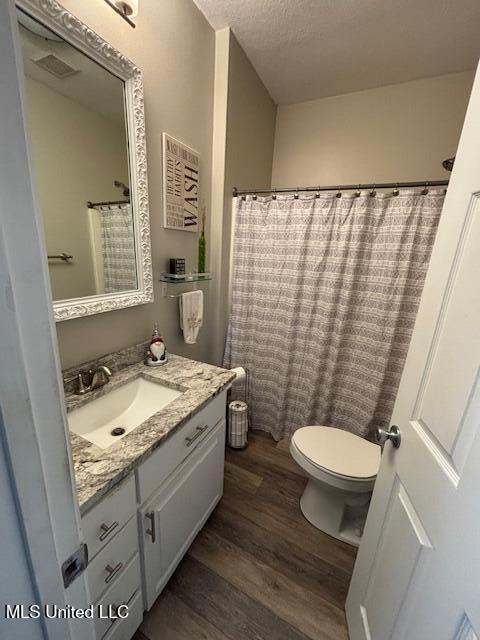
[111,602,126,616]
[146,511,156,543]
[185,424,209,447]
[99,521,119,541]
[104,562,123,584]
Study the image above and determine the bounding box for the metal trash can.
[228,400,248,449]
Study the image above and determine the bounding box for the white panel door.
[346,62,480,640]
[0,3,94,639]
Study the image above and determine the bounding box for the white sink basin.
[68,376,182,449]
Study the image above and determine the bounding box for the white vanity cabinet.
[80,390,227,637]
[137,392,226,609]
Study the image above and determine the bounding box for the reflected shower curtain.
[99,204,137,293]
[224,191,443,441]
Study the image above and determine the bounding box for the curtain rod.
[103,0,136,27]
[233,180,449,197]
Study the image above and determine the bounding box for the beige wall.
[211,31,277,364]
[225,34,277,194]
[272,71,474,187]
[52,0,216,369]
[25,76,128,301]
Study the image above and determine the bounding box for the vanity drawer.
[87,517,138,604]
[136,391,226,503]
[101,590,143,640]
[82,475,136,560]
[94,554,141,639]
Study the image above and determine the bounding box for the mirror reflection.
[18,11,137,300]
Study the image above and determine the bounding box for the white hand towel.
[179,290,204,344]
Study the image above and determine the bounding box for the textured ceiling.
[193,0,480,104]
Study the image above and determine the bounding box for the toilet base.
[300,478,371,547]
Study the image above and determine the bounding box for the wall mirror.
[16,0,153,321]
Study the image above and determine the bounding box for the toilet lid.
[292,426,381,479]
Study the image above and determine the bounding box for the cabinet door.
[140,420,225,609]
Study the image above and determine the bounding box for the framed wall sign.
[163,133,200,232]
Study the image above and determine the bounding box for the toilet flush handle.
[376,425,401,449]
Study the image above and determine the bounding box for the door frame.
[0,1,94,638]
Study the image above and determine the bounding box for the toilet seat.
[291,426,380,481]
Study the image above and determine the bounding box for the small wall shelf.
[160,273,212,298]
[159,272,212,283]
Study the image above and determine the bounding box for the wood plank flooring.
[135,431,356,640]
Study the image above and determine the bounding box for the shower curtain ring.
[421,182,429,195]
[336,187,342,198]
[355,185,361,197]
[393,183,399,196]
[370,185,377,197]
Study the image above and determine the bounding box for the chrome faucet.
[89,365,113,391]
[64,365,112,395]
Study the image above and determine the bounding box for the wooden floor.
[134,431,356,640]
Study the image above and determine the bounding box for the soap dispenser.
[146,324,168,366]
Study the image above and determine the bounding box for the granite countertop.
[68,354,235,515]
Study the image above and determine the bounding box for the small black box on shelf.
[169,258,186,275]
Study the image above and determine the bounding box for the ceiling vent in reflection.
[32,53,80,79]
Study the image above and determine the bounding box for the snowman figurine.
[146,324,168,366]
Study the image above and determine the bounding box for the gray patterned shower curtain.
[99,203,137,293]
[223,190,443,441]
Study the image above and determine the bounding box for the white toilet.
[290,425,381,546]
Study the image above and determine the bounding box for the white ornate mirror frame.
[16,0,153,321]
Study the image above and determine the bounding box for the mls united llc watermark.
[5,604,129,620]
